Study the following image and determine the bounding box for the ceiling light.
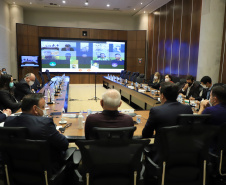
[144,11,146,13]
[141,2,143,4]
[134,8,136,10]
[30,2,32,4]
[107,4,110,7]
[85,0,88,6]
[154,12,160,15]
[62,1,66,4]
[13,2,15,4]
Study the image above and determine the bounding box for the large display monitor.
[40,38,126,73]
[21,56,39,67]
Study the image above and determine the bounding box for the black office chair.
[125,71,131,80]
[130,72,136,81]
[38,71,45,87]
[145,125,217,185]
[93,126,136,140]
[31,77,41,91]
[133,72,140,82]
[75,138,150,185]
[45,69,51,82]
[0,127,76,185]
[120,70,124,78]
[171,76,180,83]
[177,114,211,125]
[136,74,145,84]
[122,70,127,79]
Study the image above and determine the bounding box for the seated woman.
[0,74,21,113]
[148,72,161,89]
[165,74,174,83]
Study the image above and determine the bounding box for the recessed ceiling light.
[13,2,15,4]
[141,2,143,4]
[107,4,110,7]
[144,11,146,13]
[85,2,88,6]
[154,12,160,15]
[30,2,32,4]
[134,8,136,10]
[62,1,66,4]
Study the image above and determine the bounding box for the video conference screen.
[21,56,39,67]
[40,38,126,73]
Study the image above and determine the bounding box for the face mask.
[2,71,6,74]
[37,106,47,117]
[9,82,14,88]
[28,81,34,86]
[154,76,158,80]
[165,78,169,82]
[201,84,207,89]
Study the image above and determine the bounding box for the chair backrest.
[171,76,180,83]
[125,71,131,80]
[45,70,51,82]
[38,71,45,87]
[130,72,136,81]
[31,77,41,91]
[75,139,150,184]
[93,126,136,140]
[120,70,124,78]
[133,72,140,82]
[0,127,29,140]
[158,125,217,185]
[177,114,211,126]
[136,74,145,83]
[180,78,186,85]
[122,70,127,79]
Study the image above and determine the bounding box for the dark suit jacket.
[179,82,203,99]
[61,48,74,51]
[14,79,33,101]
[0,113,6,122]
[85,110,134,139]
[0,89,21,113]
[4,113,68,170]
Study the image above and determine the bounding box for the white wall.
[24,9,136,30]
[134,13,148,31]
[10,5,23,79]
[0,0,10,74]
[197,0,226,83]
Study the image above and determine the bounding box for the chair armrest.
[63,147,76,161]
[73,150,82,165]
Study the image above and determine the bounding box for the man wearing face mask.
[14,73,36,101]
[179,75,203,99]
[200,76,213,100]
[4,93,68,172]
[198,86,226,125]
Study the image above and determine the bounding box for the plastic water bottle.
[78,113,83,129]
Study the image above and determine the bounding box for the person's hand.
[200,100,210,109]
[189,97,195,100]
[3,109,12,116]
[183,83,189,91]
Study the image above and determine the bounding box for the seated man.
[142,82,193,161]
[200,76,213,100]
[85,89,134,139]
[179,75,203,100]
[198,86,226,125]
[4,94,69,172]
[0,109,11,122]
[14,73,36,101]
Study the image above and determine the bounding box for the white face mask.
[37,106,47,117]
[165,78,169,82]
[28,81,34,86]
[201,84,207,89]
[154,76,158,80]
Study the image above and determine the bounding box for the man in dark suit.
[179,75,203,99]
[4,94,68,171]
[142,82,193,162]
[61,44,74,51]
[85,89,134,139]
[0,109,11,122]
[14,73,36,101]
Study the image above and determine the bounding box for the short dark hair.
[186,75,194,81]
[200,76,212,84]
[2,68,6,71]
[160,82,179,101]
[0,74,12,89]
[165,74,172,81]
[211,86,226,103]
[21,94,44,112]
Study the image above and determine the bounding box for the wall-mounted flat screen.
[40,38,126,73]
[21,56,39,67]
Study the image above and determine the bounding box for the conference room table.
[38,76,151,141]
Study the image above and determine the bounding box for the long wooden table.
[38,76,150,141]
[103,76,161,109]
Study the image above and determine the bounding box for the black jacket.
[14,79,33,101]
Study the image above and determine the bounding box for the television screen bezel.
[39,37,127,74]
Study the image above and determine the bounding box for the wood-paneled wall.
[219,4,226,84]
[147,0,202,79]
[16,24,146,84]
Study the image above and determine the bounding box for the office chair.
[120,70,124,78]
[125,71,131,80]
[171,76,180,83]
[93,126,136,140]
[177,114,211,125]
[136,74,145,84]
[130,72,136,81]
[75,138,150,185]
[0,127,76,185]
[145,125,217,185]
[133,72,140,82]
[38,71,45,87]
[122,70,127,79]
[31,77,41,91]
[45,69,51,82]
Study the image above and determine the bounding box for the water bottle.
[78,112,83,129]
